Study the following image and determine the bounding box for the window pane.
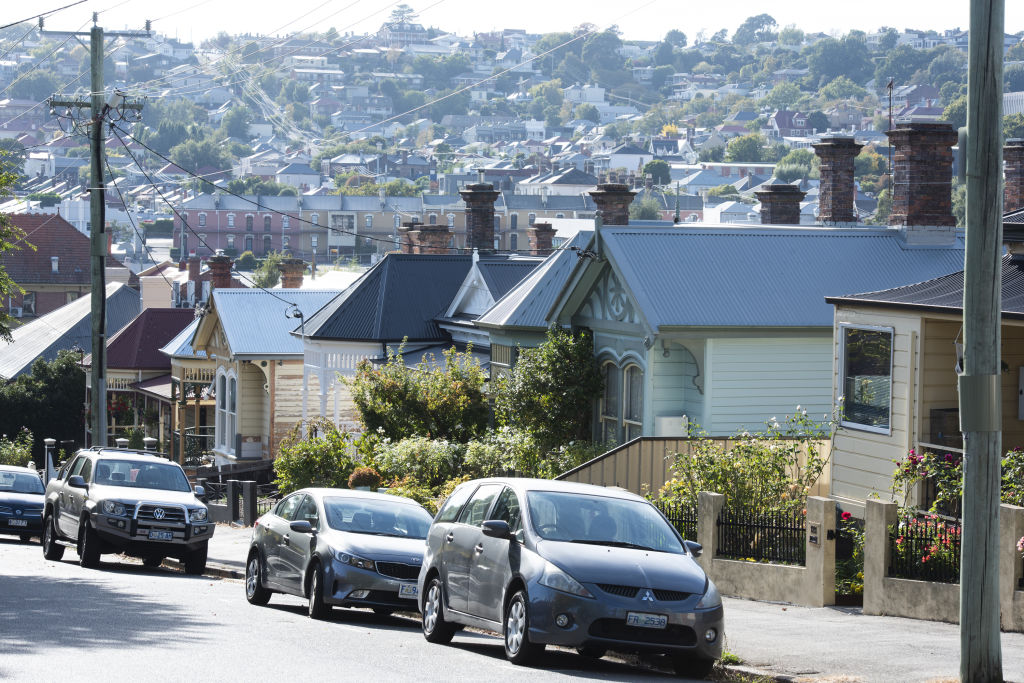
[436,483,476,523]
[602,363,619,417]
[456,484,501,526]
[625,365,643,422]
[842,327,892,429]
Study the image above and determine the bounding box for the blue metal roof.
[208,289,341,356]
[160,317,205,359]
[476,258,542,299]
[598,226,966,329]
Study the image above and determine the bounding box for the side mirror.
[684,540,703,558]
[193,485,205,497]
[290,520,314,534]
[481,519,512,539]
[68,475,87,489]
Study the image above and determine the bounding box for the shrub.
[235,250,257,270]
[385,476,439,513]
[253,251,284,288]
[891,446,1024,515]
[372,436,464,490]
[0,428,34,467]
[348,466,381,490]
[274,418,357,495]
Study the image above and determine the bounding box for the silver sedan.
[246,488,434,618]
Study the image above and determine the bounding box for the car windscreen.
[526,490,685,554]
[0,471,44,494]
[323,497,433,539]
[93,460,192,492]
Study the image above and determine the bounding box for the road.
[0,538,681,682]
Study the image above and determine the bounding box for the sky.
[21,0,1024,44]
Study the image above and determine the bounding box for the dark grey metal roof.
[826,254,1024,319]
[596,226,965,329]
[476,258,542,299]
[301,254,473,342]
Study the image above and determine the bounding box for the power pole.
[45,14,147,448]
[959,0,1004,681]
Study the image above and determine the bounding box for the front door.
[445,484,501,613]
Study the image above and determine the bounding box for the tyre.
[670,655,716,679]
[142,555,164,568]
[503,590,543,665]
[421,577,456,644]
[183,543,208,575]
[245,552,272,606]
[42,515,64,561]
[307,564,331,620]
[78,519,101,569]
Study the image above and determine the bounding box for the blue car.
[0,465,45,543]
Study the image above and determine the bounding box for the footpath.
[193,523,1024,682]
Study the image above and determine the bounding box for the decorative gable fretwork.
[581,268,639,325]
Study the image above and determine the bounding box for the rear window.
[0,471,44,494]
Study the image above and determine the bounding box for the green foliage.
[819,76,867,101]
[274,418,357,495]
[235,250,257,270]
[642,159,671,185]
[220,106,254,139]
[871,188,892,225]
[1005,64,1024,93]
[0,350,85,458]
[707,184,740,199]
[0,428,33,467]
[725,133,765,162]
[253,251,285,288]
[493,326,603,459]
[952,179,966,228]
[27,192,61,208]
[835,512,864,597]
[891,446,1024,516]
[347,466,381,490]
[8,68,59,100]
[170,137,232,173]
[385,476,440,513]
[657,411,834,513]
[805,34,872,87]
[733,14,777,46]
[347,344,488,444]
[226,177,293,196]
[873,45,930,93]
[628,196,663,220]
[372,437,464,491]
[1006,113,1024,142]
[698,146,724,162]
[0,167,32,341]
[760,82,802,111]
[942,95,967,129]
[575,103,600,123]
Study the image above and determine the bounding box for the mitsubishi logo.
[153,508,166,520]
[640,590,655,602]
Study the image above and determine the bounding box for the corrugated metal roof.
[476,258,542,298]
[98,308,195,370]
[599,226,965,328]
[302,254,473,342]
[210,289,341,356]
[0,283,140,380]
[477,231,594,330]
[826,254,1024,318]
[160,317,205,359]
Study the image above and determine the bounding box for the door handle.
[283,535,290,546]
[474,543,484,554]
[445,532,454,543]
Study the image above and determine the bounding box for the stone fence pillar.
[1000,503,1024,631]
[806,496,836,607]
[864,499,898,616]
[696,491,725,570]
[241,481,258,527]
[226,479,240,523]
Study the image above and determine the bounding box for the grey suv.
[42,448,213,573]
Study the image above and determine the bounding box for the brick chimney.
[207,251,233,290]
[813,135,863,224]
[526,221,555,256]
[755,184,806,225]
[414,222,451,254]
[1006,138,1024,213]
[187,255,201,283]
[886,122,957,227]
[399,220,419,254]
[460,182,501,252]
[589,183,637,226]
[278,257,306,288]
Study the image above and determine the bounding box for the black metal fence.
[204,482,226,505]
[654,500,698,541]
[888,513,961,584]
[256,484,280,516]
[716,508,806,565]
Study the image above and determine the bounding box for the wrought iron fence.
[716,508,806,565]
[256,484,280,516]
[653,500,698,542]
[888,513,961,584]
[183,426,216,468]
[204,482,226,505]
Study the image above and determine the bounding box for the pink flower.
[841,511,852,521]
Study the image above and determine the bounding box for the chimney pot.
[207,251,233,290]
[886,122,957,227]
[187,255,201,283]
[589,183,637,226]
[754,184,806,225]
[459,182,501,252]
[812,135,863,224]
[278,257,306,288]
[526,221,555,256]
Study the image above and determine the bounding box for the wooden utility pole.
[959,0,1004,680]
[45,15,147,448]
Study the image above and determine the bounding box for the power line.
[0,0,89,31]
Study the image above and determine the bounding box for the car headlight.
[101,500,127,516]
[334,550,376,571]
[538,561,593,598]
[189,508,208,523]
[696,580,721,609]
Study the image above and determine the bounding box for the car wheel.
[421,577,456,644]
[245,552,272,606]
[142,555,164,568]
[78,519,101,568]
[670,655,716,679]
[503,590,543,665]
[42,515,64,561]
[307,564,331,620]
[183,543,207,575]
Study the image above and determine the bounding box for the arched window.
[216,372,236,453]
[263,215,272,232]
[429,213,438,225]
[447,213,455,228]
[244,235,253,253]
[245,214,254,230]
[623,364,644,441]
[509,233,518,251]
[263,235,272,254]
[198,213,207,227]
[528,212,536,225]
[600,361,620,443]
[510,213,518,229]
[598,359,645,444]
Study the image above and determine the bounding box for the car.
[245,488,435,619]
[417,478,724,678]
[0,464,45,542]
[41,447,213,573]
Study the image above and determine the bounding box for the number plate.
[148,530,174,541]
[626,612,668,629]
[399,583,418,599]
[8,519,28,527]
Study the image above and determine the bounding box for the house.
[766,110,813,138]
[275,162,320,190]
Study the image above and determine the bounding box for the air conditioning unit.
[655,415,688,437]
[10,307,22,318]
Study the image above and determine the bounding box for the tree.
[1006,64,1024,94]
[943,95,968,129]
[778,25,804,46]
[873,45,930,93]
[707,184,740,199]
[664,29,687,47]
[575,103,600,123]
[652,65,675,89]
[388,3,418,23]
[698,146,724,162]
[582,31,624,72]
[274,418,357,495]
[169,138,232,173]
[927,47,967,87]
[805,35,872,87]
[8,68,59,101]
[819,76,867,101]
[734,14,777,46]
[0,167,32,342]
[653,41,675,67]
[760,82,802,111]
[0,350,85,459]
[253,251,284,288]
[774,148,815,182]
[807,111,830,133]
[494,326,603,457]
[725,133,765,162]
[219,106,254,140]
[642,159,671,185]
[1006,113,1024,142]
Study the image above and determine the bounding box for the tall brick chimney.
[187,255,201,283]
[886,122,957,227]
[413,222,450,254]
[398,220,419,254]
[1006,139,1024,213]
[278,257,306,288]
[813,135,863,224]
[207,251,233,290]
[589,183,637,226]
[755,184,806,225]
[526,221,555,256]
[460,182,501,252]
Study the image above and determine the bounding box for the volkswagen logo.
[640,590,655,602]
[153,508,166,520]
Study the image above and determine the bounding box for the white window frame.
[198,212,207,227]
[365,214,373,229]
[282,215,290,229]
[226,234,235,249]
[838,323,894,435]
[227,213,236,228]
[216,370,237,454]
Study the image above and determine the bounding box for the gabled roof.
[476,258,542,296]
[101,308,196,370]
[160,317,205,359]
[301,254,473,342]
[0,283,140,380]
[0,213,121,285]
